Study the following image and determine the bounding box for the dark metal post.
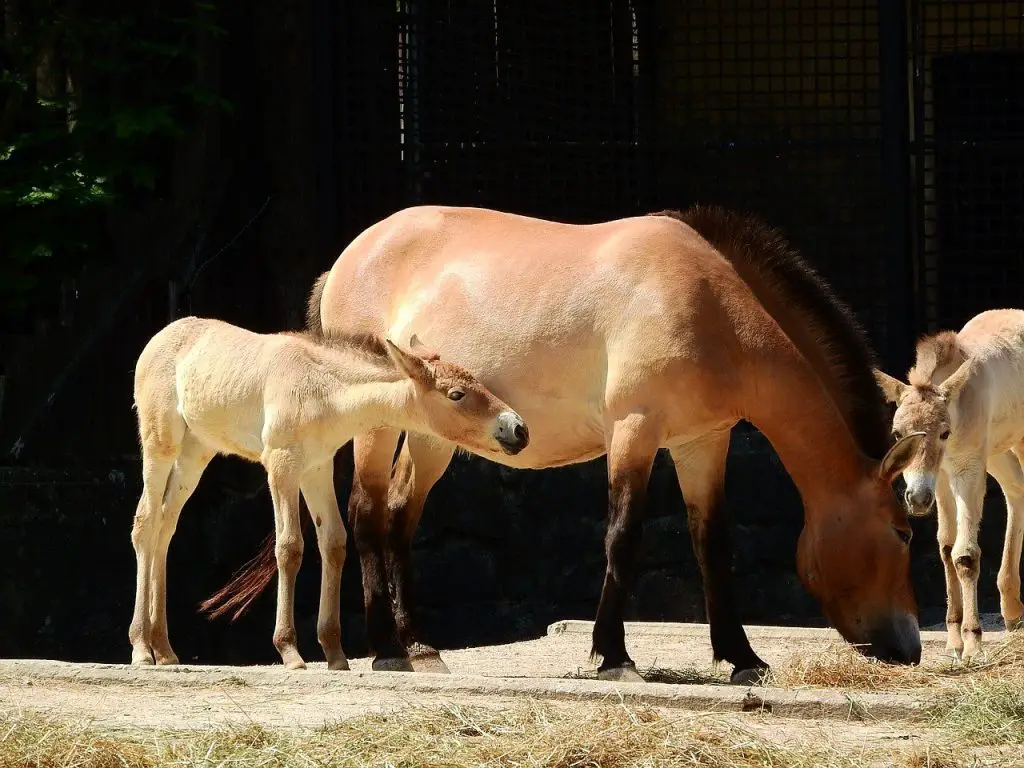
[312,0,337,258]
[878,0,915,374]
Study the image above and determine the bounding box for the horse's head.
[385,338,529,456]
[874,364,972,516]
[796,432,925,665]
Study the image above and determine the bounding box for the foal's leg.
[669,434,769,684]
[935,470,964,657]
[592,412,660,682]
[129,415,183,665]
[263,447,306,670]
[300,459,350,670]
[349,428,412,671]
[385,434,455,673]
[988,451,1024,631]
[949,461,988,661]
[148,432,213,665]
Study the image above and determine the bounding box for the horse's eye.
[895,527,912,545]
[892,430,902,441]
[940,429,951,441]
[447,389,465,402]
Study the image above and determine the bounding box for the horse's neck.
[745,362,869,510]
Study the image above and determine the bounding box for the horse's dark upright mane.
[653,205,891,460]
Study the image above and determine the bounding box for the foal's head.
[796,433,924,665]
[873,336,974,516]
[384,338,529,456]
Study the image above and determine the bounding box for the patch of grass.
[1,701,871,768]
[926,678,1024,748]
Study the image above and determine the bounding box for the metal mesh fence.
[912,1,1024,332]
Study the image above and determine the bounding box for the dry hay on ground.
[772,631,1024,693]
[0,700,992,768]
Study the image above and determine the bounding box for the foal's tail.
[199,269,333,622]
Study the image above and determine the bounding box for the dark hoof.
[597,664,645,683]
[372,656,415,672]
[730,666,770,686]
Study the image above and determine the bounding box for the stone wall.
[0,428,1009,665]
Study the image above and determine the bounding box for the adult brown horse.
[203,204,924,683]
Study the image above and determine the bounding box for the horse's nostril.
[514,424,528,443]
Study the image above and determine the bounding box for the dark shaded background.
[1,1,1022,665]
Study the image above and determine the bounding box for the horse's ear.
[938,358,973,402]
[878,431,926,485]
[408,333,441,362]
[385,338,432,384]
[873,369,908,404]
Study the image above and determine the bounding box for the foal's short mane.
[908,331,965,389]
[280,328,391,361]
[653,205,891,461]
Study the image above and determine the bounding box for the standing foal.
[129,316,528,670]
[876,309,1024,661]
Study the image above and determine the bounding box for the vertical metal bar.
[909,0,928,334]
[312,0,337,257]
[878,0,914,373]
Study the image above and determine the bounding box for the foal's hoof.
[327,657,350,671]
[130,652,155,667]
[730,666,770,686]
[597,664,645,683]
[372,656,415,672]
[154,652,179,666]
[409,644,451,674]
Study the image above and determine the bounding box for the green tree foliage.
[0,0,230,329]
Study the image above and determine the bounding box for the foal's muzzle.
[495,411,529,455]
[904,487,935,517]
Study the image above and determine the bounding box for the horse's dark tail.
[305,271,330,337]
[199,269,332,623]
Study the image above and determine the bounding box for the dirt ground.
[0,621,1012,765]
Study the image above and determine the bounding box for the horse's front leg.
[670,433,769,684]
[300,459,350,670]
[592,412,660,682]
[263,447,306,670]
[949,461,988,661]
[385,434,455,673]
[349,428,412,671]
[935,470,964,658]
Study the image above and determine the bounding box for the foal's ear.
[385,338,433,384]
[873,369,909,404]
[408,333,441,362]
[938,358,973,402]
[878,431,926,485]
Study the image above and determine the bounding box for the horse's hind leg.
[989,450,1024,632]
[263,447,306,670]
[300,459,350,670]
[385,434,455,673]
[148,431,213,665]
[592,412,660,683]
[669,434,769,684]
[128,411,183,665]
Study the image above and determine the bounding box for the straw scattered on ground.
[0,700,931,768]
[771,631,1024,693]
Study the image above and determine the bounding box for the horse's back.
[318,206,755,465]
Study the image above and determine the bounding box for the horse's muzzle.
[496,411,529,455]
[864,612,922,665]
